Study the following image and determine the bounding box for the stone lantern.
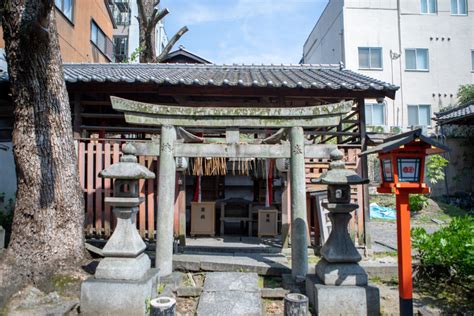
[81,143,160,316]
[306,149,380,315]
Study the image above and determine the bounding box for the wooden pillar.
[281,172,290,248]
[178,173,186,247]
[289,126,308,279]
[73,93,82,139]
[357,97,370,249]
[396,194,413,315]
[156,125,177,276]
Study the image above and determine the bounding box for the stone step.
[196,272,262,316]
[165,252,291,276]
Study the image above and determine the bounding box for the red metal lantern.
[361,129,448,316]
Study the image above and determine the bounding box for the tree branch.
[151,8,169,27]
[155,26,188,62]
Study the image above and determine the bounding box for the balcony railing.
[114,0,130,13]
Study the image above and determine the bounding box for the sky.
[160,0,329,65]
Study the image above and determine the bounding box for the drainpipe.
[397,0,405,128]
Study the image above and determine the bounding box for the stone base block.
[316,259,368,286]
[306,274,380,316]
[80,268,159,316]
[95,253,151,280]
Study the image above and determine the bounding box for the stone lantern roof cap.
[311,149,369,185]
[100,144,156,179]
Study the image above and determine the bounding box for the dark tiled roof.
[434,101,474,125]
[360,128,449,156]
[0,63,398,95]
[161,47,212,64]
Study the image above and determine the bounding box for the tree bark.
[0,0,85,305]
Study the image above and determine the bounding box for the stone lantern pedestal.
[305,150,380,315]
[81,144,160,316]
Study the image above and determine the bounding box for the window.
[365,103,385,125]
[451,0,467,15]
[114,36,129,63]
[358,47,382,69]
[90,20,114,61]
[421,0,437,14]
[397,158,421,182]
[382,159,393,182]
[408,105,431,126]
[405,49,429,71]
[55,0,74,22]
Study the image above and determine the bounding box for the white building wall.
[127,0,140,62]
[398,1,474,126]
[343,1,401,126]
[304,0,474,129]
[302,0,344,64]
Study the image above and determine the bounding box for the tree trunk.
[138,0,157,63]
[136,0,187,63]
[0,1,85,305]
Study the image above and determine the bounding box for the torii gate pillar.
[156,125,177,276]
[290,126,309,279]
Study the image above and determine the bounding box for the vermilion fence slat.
[112,143,120,231]
[78,143,85,189]
[104,143,111,237]
[86,142,94,235]
[95,142,103,236]
[147,157,155,239]
[138,155,146,238]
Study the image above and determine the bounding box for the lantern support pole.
[396,193,413,316]
[156,125,177,276]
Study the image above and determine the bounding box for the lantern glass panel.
[397,158,421,182]
[381,159,393,182]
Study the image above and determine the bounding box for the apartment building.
[112,0,168,62]
[303,0,474,130]
[0,0,115,63]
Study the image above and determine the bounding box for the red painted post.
[396,193,413,316]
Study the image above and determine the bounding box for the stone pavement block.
[197,291,262,316]
[160,271,184,291]
[197,272,262,316]
[177,286,203,297]
[173,252,290,275]
[261,287,289,298]
[203,272,259,292]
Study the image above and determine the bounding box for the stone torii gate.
[110,96,354,279]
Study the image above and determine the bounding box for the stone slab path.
[196,272,262,316]
[171,252,290,275]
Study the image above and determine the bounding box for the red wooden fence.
[77,139,365,245]
[78,139,160,239]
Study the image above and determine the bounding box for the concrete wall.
[302,0,344,64]
[431,137,474,196]
[398,1,474,127]
[0,0,114,63]
[0,142,16,210]
[303,0,474,128]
